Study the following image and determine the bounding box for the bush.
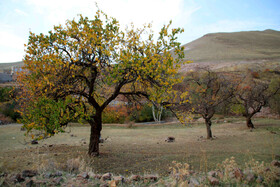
[1,101,21,121]
[102,111,126,124]
[102,103,174,124]
[268,78,280,115]
[0,87,13,102]
[0,87,21,123]
[269,93,280,115]
[0,113,14,124]
[130,104,154,122]
[251,71,260,78]
[102,105,128,124]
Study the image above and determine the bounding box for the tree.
[167,68,236,139]
[152,104,164,123]
[233,72,280,128]
[17,9,185,156]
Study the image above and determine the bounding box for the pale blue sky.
[0,0,279,63]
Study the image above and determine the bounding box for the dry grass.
[179,29,280,72]
[183,29,280,63]
[0,118,279,176]
[216,61,280,72]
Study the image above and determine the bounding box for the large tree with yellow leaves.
[17,9,185,156]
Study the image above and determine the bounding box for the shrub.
[102,105,128,123]
[0,87,21,123]
[130,104,154,122]
[0,87,13,102]
[1,101,21,121]
[251,71,260,79]
[0,113,13,124]
[269,91,280,115]
[129,104,173,123]
[103,103,174,123]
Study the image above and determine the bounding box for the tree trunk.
[246,117,255,129]
[152,105,163,123]
[205,118,213,139]
[88,112,102,156]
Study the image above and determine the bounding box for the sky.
[0,0,279,63]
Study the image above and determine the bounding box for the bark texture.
[88,113,102,156]
[205,118,213,139]
[246,117,255,129]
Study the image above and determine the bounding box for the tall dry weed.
[169,161,191,182]
[199,148,208,173]
[217,156,238,182]
[245,159,280,185]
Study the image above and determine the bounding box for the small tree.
[234,73,280,128]
[17,9,185,156]
[167,68,236,139]
[152,104,164,123]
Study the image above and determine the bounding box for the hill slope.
[183,29,280,63]
[0,61,23,73]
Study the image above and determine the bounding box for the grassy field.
[0,118,279,177]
